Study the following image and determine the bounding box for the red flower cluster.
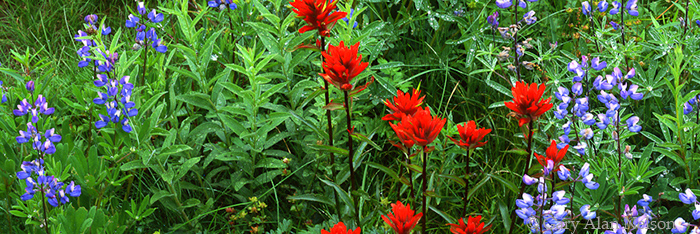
[448,121,491,150]
[319,41,371,92]
[382,89,425,121]
[447,216,491,234]
[389,107,446,147]
[535,140,568,170]
[504,81,553,127]
[381,201,423,234]
[321,222,361,234]
[289,0,347,37]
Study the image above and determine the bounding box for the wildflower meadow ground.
[1,0,700,233]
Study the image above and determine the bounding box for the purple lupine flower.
[137,1,147,15]
[0,80,6,103]
[596,113,610,129]
[26,81,34,92]
[558,165,570,180]
[101,25,112,35]
[573,97,589,117]
[16,122,38,144]
[591,57,607,70]
[557,135,570,149]
[487,11,499,28]
[208,0,237,10]
[582,113,596,126]
[554,104,568,119]
[126,14,140,28]
[637,194,653,207]
[685,102,694,115]
[95,114,110,128]
[581,128,594,139]
[152,38,168,53]
[693,203,700,220]
[77,46,92,68]
[523,11,537,25]
[516,193,534,208]
[620,84,644,100]
[563,121,572,134]
[681,189,697,204]
[496,0,512,9]
[552,191,569,205]
[626,116,641,132]
[626,0,639,16]
[523,174,537,185]
[610,21,620,30]
[574,142,587,155]
[148,9,164,23]
[673,218,689,233]
[598,0,609,12]
[580,205,596,220]
[610,1,621,15]
[554,87,571,103]
[66,181,81,197]
[582,1,591,15]
[342,9,358,28]
[84,14,98,24]
[572,82,583,96]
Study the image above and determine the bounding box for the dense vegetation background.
[0,0,699,233]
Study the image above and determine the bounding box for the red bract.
[447,216,491,234]
[321,222,361,234]
[389,107,446,147]
[289,0,347,37]
[389,123,415,151]
[448,121,491,150]
[504,81,553,127]
[381,201,423,234]
[319,41,370,92]
[535,140,568,169]
[382,89,425,121]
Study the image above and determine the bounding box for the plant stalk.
[421,146,429,234]
[41,185,50,234]
[463,148,472,217]
[319,37,340,215]
[141,40,148,87]
[343,90,360,226]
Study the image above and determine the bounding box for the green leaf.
[174,157,201,182]
[177,93,216,112]
[288,194,333,206]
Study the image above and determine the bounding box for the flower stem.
[141,40,149,87]
[343,90,360,226]
[319,37,340,215]
[513,5,521,82]
[589,16,601,52]
[507,120,534,234]
[463,148,472,217]
[406,150,415,204]
[616,110,623,225]
[421,146,429,233]
[683,0,690,39]
[41,187,50,234]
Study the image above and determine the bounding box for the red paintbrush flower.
[290,0,347,37]
[504,81,553,127]
[535,140,568,170]
[382,89,425,121]
[321,222,361,234]
[389,122,416,151]
[447,216,492,234]
[389,107,446,147]
[319,41,370,92]
[448,121,492,150]
[381,201,423,234]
